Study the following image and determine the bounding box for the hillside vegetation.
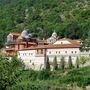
[0,0,90,47]
[0,54,90,90]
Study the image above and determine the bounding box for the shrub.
[79,56,89,65]
[38,69,51,80]
[0,55,24,89]
[20,69,38,81]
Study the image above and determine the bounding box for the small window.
[59,51,60,54]
[61,42,63,44]
[56,51,57,54]
[75,51,77,53]
[65,51,67,53]
[32,63,34,66]
[49,51,51,54]
[71,51,73,53]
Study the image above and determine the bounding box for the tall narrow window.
[49,51,51,54]
[61,42,63,44]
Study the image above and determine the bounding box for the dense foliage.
[0,55,24,89]
[5,66,90,90]
[0,0,90,48]
[1,54,90,90]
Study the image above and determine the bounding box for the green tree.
[79,56,89,65]
[0,0,89,48]
[68,56,73,69]
[0,55,24,89]
[53,56,58,70]
[60,56,65,70]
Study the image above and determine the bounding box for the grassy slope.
[10,66,90,90]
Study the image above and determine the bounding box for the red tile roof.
[19,44,81,51]
[68,40,81,45]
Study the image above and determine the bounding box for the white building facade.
[18,41,84,70]
[17,32,90,70]
[18,49,45,70]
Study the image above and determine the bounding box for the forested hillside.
[0,0,90,47]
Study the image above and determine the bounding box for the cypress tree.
[60,56,65,70]
[68,56,73,69]
[53,56,58,70]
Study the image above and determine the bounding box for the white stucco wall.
[46,48,80,65]
[17,46,90,70]
[18,47,81,69]
[18,50,45,70]
[47,48,80,56]
[18,50,36,60]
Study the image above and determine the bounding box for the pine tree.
[68,56,73,69]
[60,56,65,70]
[53,56,58,70]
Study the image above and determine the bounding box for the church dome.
[52,31,57,37]
[28,34,32,38]
[7,33,13,38]
[7,33,13,43]
[21,30,28,38]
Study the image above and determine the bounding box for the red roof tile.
[19,44,81,51]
